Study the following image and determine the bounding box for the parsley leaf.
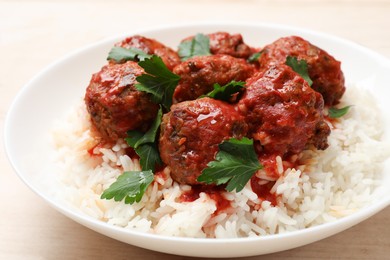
[124,130,143,148]
[201,81,245,102]
[134,143,162,172]
[178,33,211,61]
[136,55,180,111]
[107,47,151,63]
[328,105,352,118]
[125,107,163,171]
[126,130,162,171]
[100,170,154,204]
[197,137,263,192]
[128,108,162,148]
[285,56,313,86]
[247,51,263,63]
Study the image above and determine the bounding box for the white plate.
[4,22,390,258]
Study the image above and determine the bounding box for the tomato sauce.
[282,153,301,171]
[250,177,277,206]
[180,185,231,215]
[258,154,280,179]
[87,141,105,156]
[125,147,140,160]
[258,150,303,177]
[324,115,338,129]
[153,164,168,182]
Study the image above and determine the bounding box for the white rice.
[50,84,390,238]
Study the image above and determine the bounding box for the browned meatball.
[258,36,345,106]
[208,32,253,59]
[159,98,248,185]
[85,61,159,141]
[115,35,180,71]
[173,54,255,103]
[181,32,253,59]
[237,64,330,157]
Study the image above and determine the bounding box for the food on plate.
[258,36,345,105]
[52,31,388,238]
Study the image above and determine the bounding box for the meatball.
[173,54,255,103]
[181,32,253,59]
[115,35,180,70]
[159,98,248,185]
[208,32,253,59]
[258,36,345,105]
[237,64,330,157]
[85,61,159,141]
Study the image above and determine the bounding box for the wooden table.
[1,0,389,259]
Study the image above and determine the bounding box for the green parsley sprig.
[100,170,154,204]
[197,137,263,192]
[107,47,151,63]
[200,81,246,102]
[328,105,352,118]
[247,51,263,63]
[136,55,181,111]
[285,56,313,86]
[125,107,163,171]
[178,33,211,61]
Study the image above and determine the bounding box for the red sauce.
[209,192,231,215]
[180,187,202,202]
[258,154,280,179]
[324,115,338,128]
[180,185,231,215]
[87,141,105,156]
[87,146,96,156]
[258,151,302,179]
[154,163,166,174]
[250,176,277,206]
[125,147,140,160]
[282,153,301,171]
[153,164,168,181]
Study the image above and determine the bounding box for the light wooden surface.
[1,0,390,259]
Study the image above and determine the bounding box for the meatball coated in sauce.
[115,35,180,71]
[173,54,255,103]
[182,32,253,59]
[159,98,248,185]
[207,32,253,59]
[259,36,345,106]
[237,64,330,157]
[85,61,159,141]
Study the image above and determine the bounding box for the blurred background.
[1,0,389,259]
